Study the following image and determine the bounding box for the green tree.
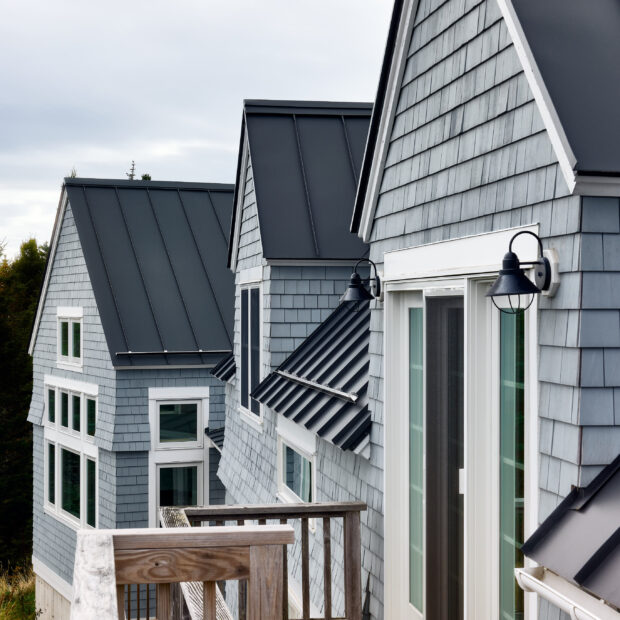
[0,240,48,569]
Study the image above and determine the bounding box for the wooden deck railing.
[71,525,294,620]
[181,502,367,620]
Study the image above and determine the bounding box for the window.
[240,285,261,417]
[43,375,98,529]
[148,387,209,527]
[276,414,316,504]
[57,307,83,370]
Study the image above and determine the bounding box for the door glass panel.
[409,307,424,611]
[87,458,96,527]
[499,312,525,620]
[426,297,464,620]
[159,466,198,507]
[61,449,80,519]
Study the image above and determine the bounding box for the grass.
[0,567,38,619]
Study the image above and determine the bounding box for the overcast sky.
[0,0,391,258]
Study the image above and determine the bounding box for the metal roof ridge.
[64,178,235,190]
[244,99,373,110]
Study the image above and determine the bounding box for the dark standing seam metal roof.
[521,453,620,610]
[211,352,236,382]
[65,178,235,367]
[511,0,620,176]
[252,300,371,455]
[205,427,225,452]
[228,100,371,266]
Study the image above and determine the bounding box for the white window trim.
[148,387,210,527]
[238,276,264,430]
[44,376,98,442]
[276,414,317,505]
[383,226,540,620]
[57,307,83,372]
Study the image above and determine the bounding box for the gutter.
[515,567,619,620]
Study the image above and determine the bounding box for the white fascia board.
[359,0,419,243]
[29,188,69,356]
[496,0,578,195]
[384,224,539,282]
[32,555,73,601]
[574,175,620,198]
[516,567,620,620]
[230,132,250,273]
[148,386,210,400]
[238,265,263,285]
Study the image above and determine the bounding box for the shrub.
[0,567,39,619]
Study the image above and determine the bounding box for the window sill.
[43,504,94,531]
[57,360,83,373]
[239,407,263,433]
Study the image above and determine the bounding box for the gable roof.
[252,299,371,457]
[351,0,620,237]
[521,453,620,610]
[228,100,371,268]
[33,178,235,368]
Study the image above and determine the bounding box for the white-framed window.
[276,414,316,504]
[57,307,83,371]
[148,387,210,526]
[43,375,98,530]
[238,268,263,429]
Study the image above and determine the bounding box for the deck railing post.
[248,544,284,620]
[344,511,362,620]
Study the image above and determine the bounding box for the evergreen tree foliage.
[0,240,48,569]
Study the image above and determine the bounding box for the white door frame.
[383,226,540,619]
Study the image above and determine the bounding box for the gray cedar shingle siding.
[219,145,383,617]
[29,201,117,582]
[361,0,617,617]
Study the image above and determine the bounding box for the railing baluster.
[128,583,132,619]
[323,518,332,620]
[117,585,126,620]
[147,583,150,619]
[204,581,216,620]
[238,519,247,620]
[344,511,362,620]
[280,518,289,620]
[301,517,310,620]
[157,583,171,619]
[258,518,267,525]
[137,583,141,619]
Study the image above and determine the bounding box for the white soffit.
[384,225,539,282]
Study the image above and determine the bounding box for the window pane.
[60,321,69,356]
[61,449,80,518]
[409,308,423,610]
[48,389,55,423]
[72,322,81,358]
[241,289,249,409]
[61,392,69,427]
[283,445,312,502]
[87,459,96,527]
[48,444,55,505]
[499,312,525,620]
[87,399,96,437]
[159,403,198,443]
[250,287,260,414]
[159,466,198,507]
[72,395,81,432]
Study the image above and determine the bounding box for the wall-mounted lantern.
[341,258,382,303]
[487,230,559,313]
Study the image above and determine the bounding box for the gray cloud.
[0,0,391,257]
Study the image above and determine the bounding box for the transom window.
[43,375,98,529]
[240,285,261,417]
[57,307,82,369]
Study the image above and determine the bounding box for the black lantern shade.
[340,258,381,303]
[487,231,551,313]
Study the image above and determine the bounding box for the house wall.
[219,150,384,618]
[363,0,620,618]
[28,201,117,598]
